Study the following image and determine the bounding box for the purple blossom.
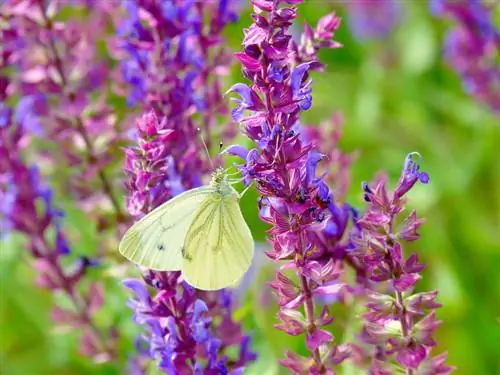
[301,113,353,203]
[116,0,237,141]
[431,0,500,113]
[352,154,453,374]
[0,97,114,361]
[123,273,256,374]
[2,0,125,222]
[347,0,402,41]
[227,1,347,372]
[292,13,342,70]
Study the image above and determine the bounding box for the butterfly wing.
[118,186,214,271]
[181,192,254,290]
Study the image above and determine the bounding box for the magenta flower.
[431,0,500,113]
[352,153,454,374]
[227,1,349,372]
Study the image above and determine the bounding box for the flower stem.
[391,213,414,375]
[37,235,113,356]
[300,274,324,372]
[396,290,414,375]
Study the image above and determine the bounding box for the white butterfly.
[118,168,254,291]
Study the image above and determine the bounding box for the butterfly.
[118,168,254,291]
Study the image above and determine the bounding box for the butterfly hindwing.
[181,189,254,290]
[118,186,214,271]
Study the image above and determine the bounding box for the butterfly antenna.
[197,128,214,169]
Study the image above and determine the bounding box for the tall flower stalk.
[226,1,349,372]
[0,95,115,362]
[2,0,125,223]
[1,5,117,363]
[118,1,256,373]
[353,153,453,374]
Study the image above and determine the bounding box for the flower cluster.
[123,112,256,374]
[347,0,402,41]
[2,0,125,223]
[124,274,255,374]
[226,1,350,372]
[1,7,117,362]
[291,12,342,70]
[431,0,500,113]
[116,0,236,138]
[352,153,453,374]
[118,1,256,373]
[0,96,115,362]
[118,0,239,213]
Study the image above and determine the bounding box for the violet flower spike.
[431,0,500,113]
[353,154,454,374]
[2,0,125,223]
[347,0,402,41]
[118,1,256,372]
[0,98,115,362]
[227,1,349,373]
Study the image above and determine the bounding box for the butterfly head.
[209,167,231,193]
[210,167,225,183]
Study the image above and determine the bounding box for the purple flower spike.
[347,0,402,41]
[227,1,348,372]
[352,154,452,373]
[3,0,125,223]
[0,95,113,361]
[432,0,500,113]
[118,1,256,372]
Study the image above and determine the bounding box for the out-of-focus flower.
[0,96,115,362]
[301,113,354,203]
[1,0,125,223]
[431,0,500,113]
[226,1,348,372]
[347,0,402,41]
[352,153,454,374]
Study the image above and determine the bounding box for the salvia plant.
[431,0,500,113]
[7,0,499,373]
[346,0,402,41]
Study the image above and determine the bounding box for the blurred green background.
[1,1,499,374]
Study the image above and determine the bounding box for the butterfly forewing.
[181,189,254,290]
[118,186,215,271]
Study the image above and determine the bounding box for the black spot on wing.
[181,246,193,262]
